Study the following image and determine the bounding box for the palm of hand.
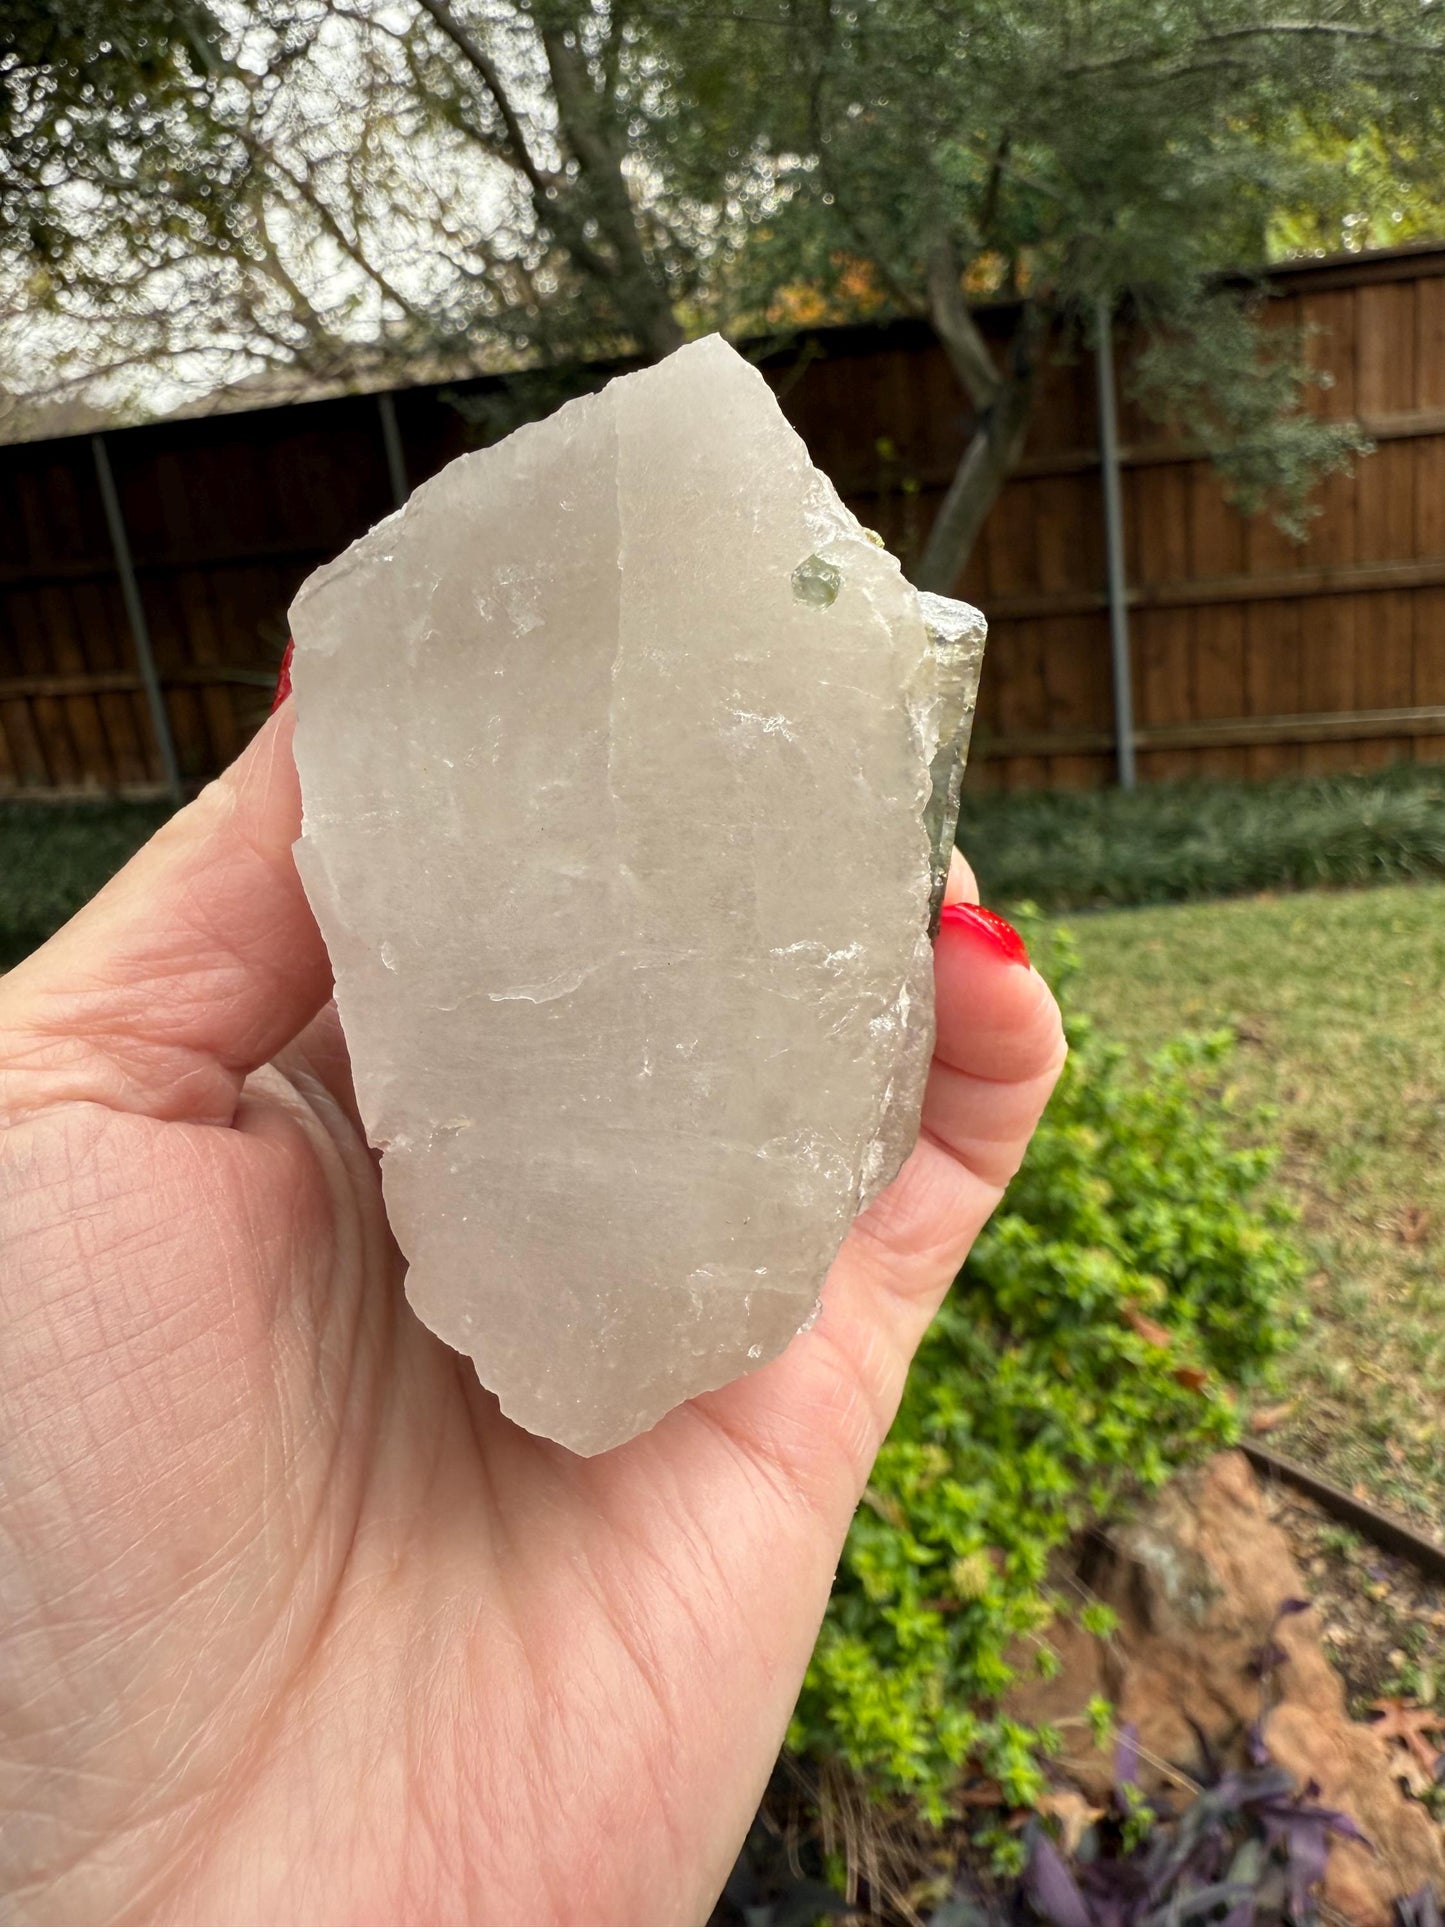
[1,716,1062,1927]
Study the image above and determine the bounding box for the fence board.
[1414,588,1445,765]
[1039,612,1111,789]
[5,245,1445,794]
[1245,600,1303,778]
[1191,606,1249,780]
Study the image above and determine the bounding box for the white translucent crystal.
[289,335,984,1455]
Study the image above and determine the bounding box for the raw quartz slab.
[289,335,985,1456]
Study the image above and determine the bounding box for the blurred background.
[7,3,1445,1914]
[6,0,1445,809]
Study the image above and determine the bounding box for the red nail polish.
[270,637,295,714]
[937,901,1030,967]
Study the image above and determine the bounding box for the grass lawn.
[1050,883,1445,1530]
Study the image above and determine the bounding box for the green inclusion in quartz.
[791,554,843,609]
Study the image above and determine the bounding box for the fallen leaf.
[1124,1306,1172,1348]
[1397,1206,1435,1246]
[1369,1698,1445,1775]
[1037,1788,1106,1856]
[1250,1400,1297,1434]
[1174,1366,1210,1392]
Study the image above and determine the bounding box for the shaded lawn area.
[0,799,169,970]
[1048,883,1445,1530]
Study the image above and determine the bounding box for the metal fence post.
[1093,299,1137,789]
[91,433,184,804]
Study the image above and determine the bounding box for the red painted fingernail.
[270,636,294,714]
[937,901,1030,967]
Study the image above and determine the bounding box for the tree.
[3,0,792,410]
[6,1,1445,586]
[1,0,244,410]
[755,0,1445,587]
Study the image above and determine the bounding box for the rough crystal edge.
[918,590,988,936]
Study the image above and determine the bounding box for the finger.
[0,708,330,1128]
[921,905,1065,1185]
[933,904,1063,1083]
[944,844,979,907]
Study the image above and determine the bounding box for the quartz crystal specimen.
[289,335,986,1455]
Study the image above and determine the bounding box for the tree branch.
[233,120,431,326]
[926,236,1001,411]
[916,301,1042,593]
[411,0,553,199]
[540,26,683,358]
[1068,19,1441,78]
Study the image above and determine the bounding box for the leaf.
[1145,1881,1258,1927]
[1281,1812,1331,1923]
[1039,1789,1106,1857]
[1249,1401,1296,1434]
[1124,1306,1172,1348]
[1173,1366,1210,1392]
[1114,1722,1141,1791]
[1396,1887,1444,1927]
[1223,1839,1266,1927]
[1369,1698,1445,1775]
[1024,1827,1095,1927]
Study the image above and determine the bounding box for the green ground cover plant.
[791,925,1306,1810]
[1064,882,1445,1529]
[963,762,1445,912]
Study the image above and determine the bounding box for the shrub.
[962,762,1445,912]
[789,920,1307,1813]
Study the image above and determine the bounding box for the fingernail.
[937,901,1030,967]
[270,637,295,714]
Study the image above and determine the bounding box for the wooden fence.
[3,240,1445,797]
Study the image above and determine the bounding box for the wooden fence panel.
[5,245,1445,795]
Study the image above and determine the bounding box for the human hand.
[0,706,1064,1926]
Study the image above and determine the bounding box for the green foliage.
[1131,295,1367,538]
[748,0,1445,575]
[2,1,236,283]
[959,762,1445,914]
[790,923,1306,1810]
